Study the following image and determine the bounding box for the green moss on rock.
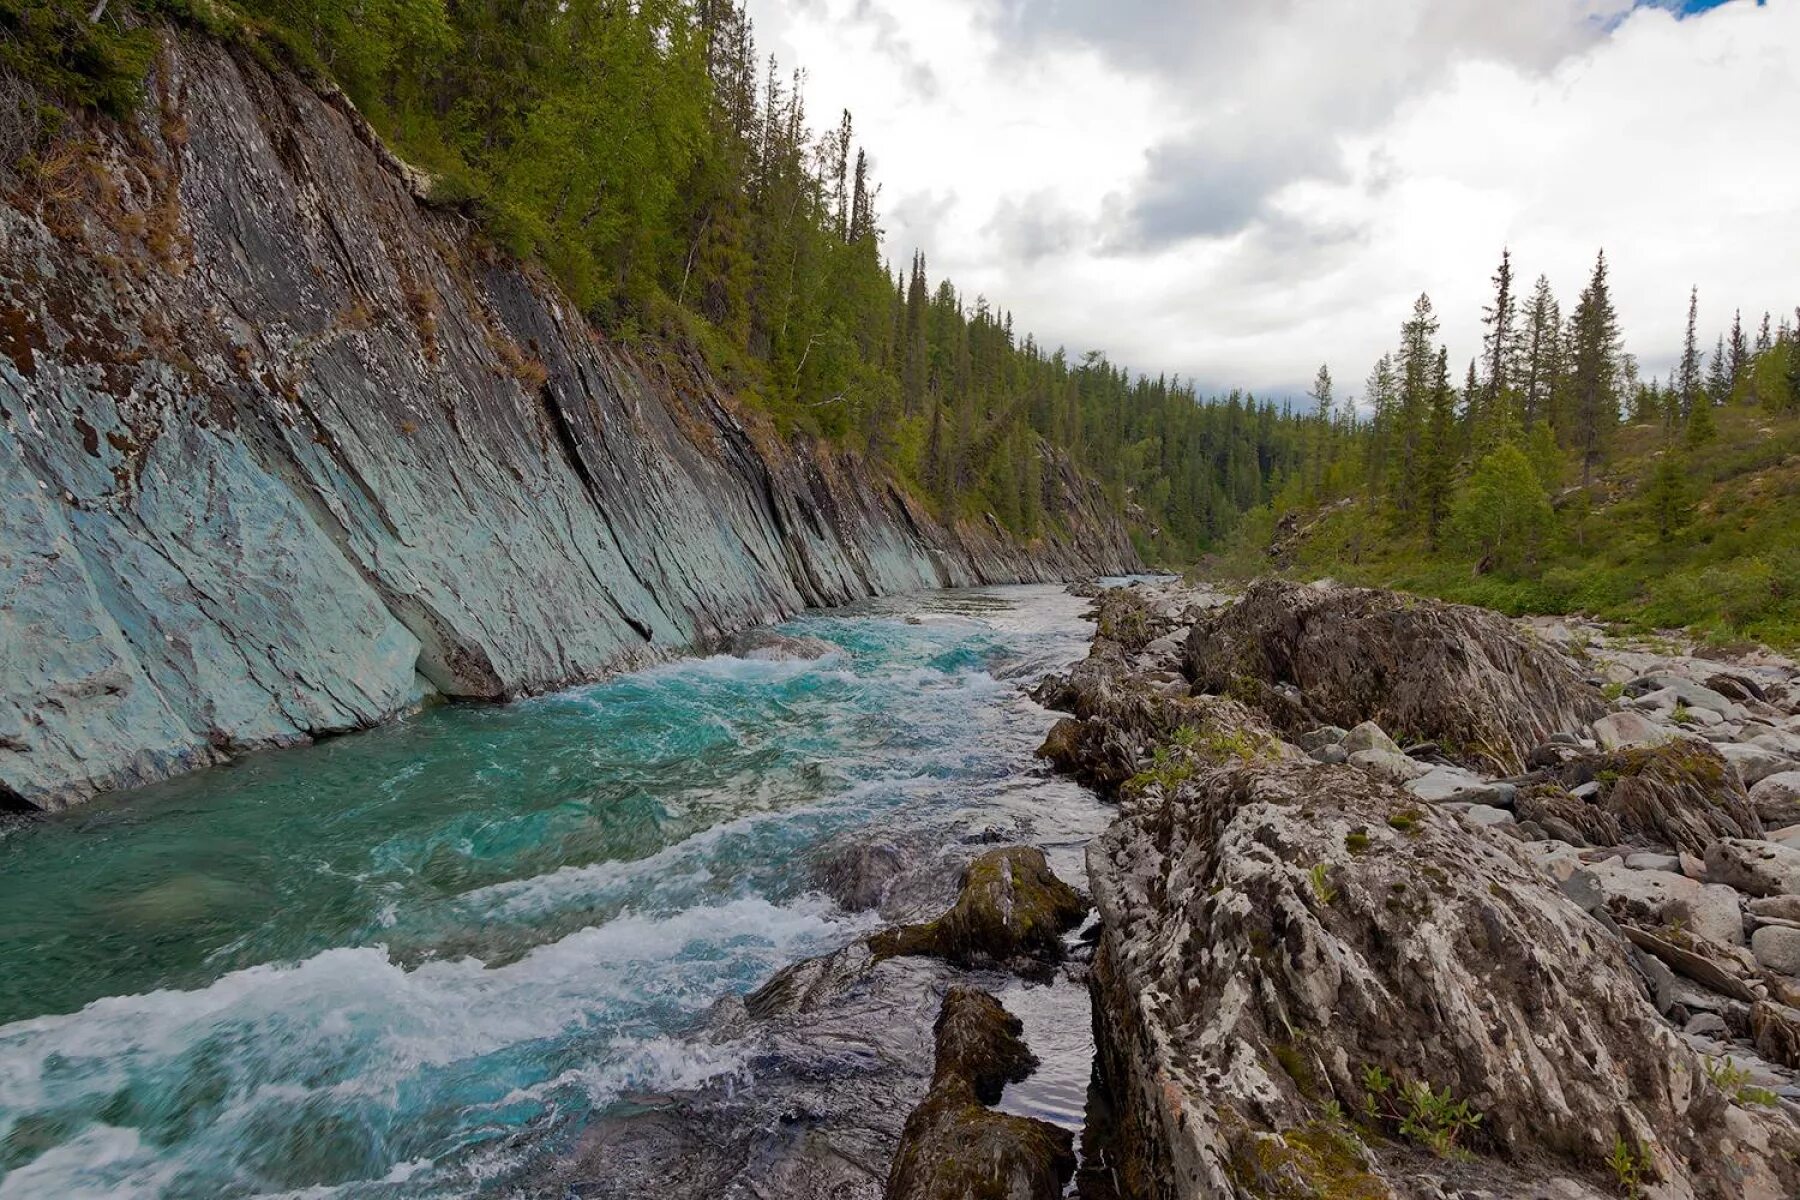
[869,846,1086,968]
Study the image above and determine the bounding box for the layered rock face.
[0,35,1138,810]
[1040,581,1800,1199]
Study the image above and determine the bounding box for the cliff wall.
[0,34,1139,810]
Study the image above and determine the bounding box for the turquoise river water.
[0,584,1116,1199]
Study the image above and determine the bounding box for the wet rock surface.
[884,986,1077,1200]
[869,845,1088,970]
[0,32,1139,811]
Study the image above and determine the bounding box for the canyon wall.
[0,34,1139,810]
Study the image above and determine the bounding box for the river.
[0,584,1117,1199]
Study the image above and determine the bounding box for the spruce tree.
[1677,286,1703,420]
[1706,333,1731,405]
[1519,275,1560,431]
[1728,309,1749,393]
[1391,293,1439,509]
[1647,449,1693,541]
[1479,247,1517,427]
[1567,250,1621,486]
[1420,348,1459,546]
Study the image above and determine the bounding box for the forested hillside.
[3,0,1319,559]
[1224,248,1800,648]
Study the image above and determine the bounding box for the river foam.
[0,584,1101,1198]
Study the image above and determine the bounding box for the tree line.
[5,0,1330,559]
[1285,245,1800,571]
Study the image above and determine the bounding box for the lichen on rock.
[1085,756,1800,1198]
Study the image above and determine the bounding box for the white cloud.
[742,0,1800,400]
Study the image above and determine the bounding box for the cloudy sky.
[741,0,1798,404]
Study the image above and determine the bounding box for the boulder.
[815,842,908,913]
[1624,675,1745,720]
[1407,765,1486,802]
[1755,770,1800,826]
[1296,726,1349,752]
[1706,839,1800,898]
[1087,759,1800,1199]
[1342,720,1401,756]
[884,987,1075,1200]
[725,628,841,661]
[1347,747,1428,784]
[1592,711,1678,752]
[869,846,1086,968]
[1721,743,1798,787]
[1750,895,1800,923]
[1447,802,1514,828]
[1752,927,1800,977]
[1578,860,1745,946]
[1184,580,1605,775]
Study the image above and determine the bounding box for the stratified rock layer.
[1087,759,1800,1199]
[1185,580,1604,774]
[0,34,1138,810]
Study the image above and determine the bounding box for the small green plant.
[1671,701,1693,724]
[1345,827,1371,854]
[1308,863,1337,907]
[1601,680,1626,701]
[1359,1065,1482,1159]
[1706,1056,1779,1106]
[1606,1135,1652,1198]
[1320,1098,1346,1124]
[1396,1080,1483,1158]
[1387,808,1424,834]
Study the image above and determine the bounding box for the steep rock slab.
[0,33,1138,810]
[1184,581,1604,774]
[1087,759,1800,1199]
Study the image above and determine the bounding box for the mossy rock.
[1574,740,1761,854]
[870,846,1087,968]
[885,986,1075,1200]
[1226,1122,1390,1200]
[931,986,1037,1102]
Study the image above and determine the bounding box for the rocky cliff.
[0,34,1140,811]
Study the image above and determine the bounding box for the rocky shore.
[1051,578,1800,1199]
[564,576,1800,1199]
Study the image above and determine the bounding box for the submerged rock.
[816,841,910,913]
[884,987,1075,1200]
[725,628,840,661]
[1087,758,1800,1199]
[1184,580,1605,774]
[869,846,1086,969]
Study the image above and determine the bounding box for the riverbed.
[0,584,1115,1199]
